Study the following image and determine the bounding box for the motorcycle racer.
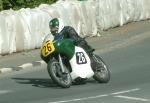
[49,18,94,55]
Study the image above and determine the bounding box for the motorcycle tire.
[92,55,110,83]
[47,58,72,88]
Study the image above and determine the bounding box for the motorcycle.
[40,34,110,88]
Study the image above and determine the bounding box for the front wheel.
[47,58,72,88]
[92,55,110,83]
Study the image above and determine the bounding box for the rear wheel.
[92,55,110,83]
[47,59,72,88]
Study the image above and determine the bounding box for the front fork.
[58,54,66,73]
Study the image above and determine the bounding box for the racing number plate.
[41,40,55,57]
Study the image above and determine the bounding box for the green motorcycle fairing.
[54,39,75,60]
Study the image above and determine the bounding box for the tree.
[0,0,58,11]
[0,0,3,11]
[2,0,13,10]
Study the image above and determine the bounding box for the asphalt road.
[0,20,150,103]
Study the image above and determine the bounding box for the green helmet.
[49,18,64,35]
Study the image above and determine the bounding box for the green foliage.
[0,0,58,11]
[0,0,3,11]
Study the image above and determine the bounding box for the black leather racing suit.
[59,26,94,55]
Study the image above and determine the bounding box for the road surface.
[0,20,150,103]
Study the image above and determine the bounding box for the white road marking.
[111,88,140,95]
[0,90,12,95]
[48,88,140,103]
[19,63,33,69]
[0,68,13,73]
[114,95,150,102]
[36,60,45,64]
[48,95,108,103]
[35,60,46,66]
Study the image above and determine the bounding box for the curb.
[0,68,13,74]
[0,60,46,74]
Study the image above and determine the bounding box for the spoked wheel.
[47,59,72,88]
[92,55,110,83]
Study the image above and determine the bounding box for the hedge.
[0,0,58,11]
